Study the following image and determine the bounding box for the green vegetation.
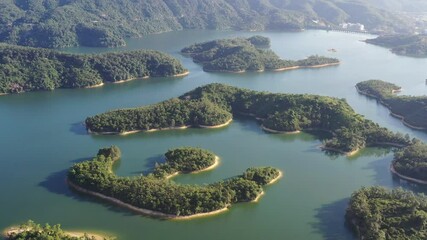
[4,220,113,240]
[0,1,415,48]
[393,140,427,182]
[365,35,427,57]
[68,146,281,217]
[181,36,339,72]
[86,83,410,154]
[0,44,187,94]
[356,80,427,129]
[346,186,427,240]
[152,147,216,178]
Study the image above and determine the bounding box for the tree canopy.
[68,146,281,217]
[366,35,427,57]
[357,80,427,129]
[346,186,427,240]
[4,220,113,240]
[181,36,339,72]
[393,140,427,182]
[85,83,411,154]
[0,0,416,48]
[0,44,187,94]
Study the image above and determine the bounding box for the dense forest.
[0,44,187,94]
[68,146,281,216]
[85,83,411,154]
[152,147,217,178]
[0,0,416,48]
[365,35,427,57]
[346,186,427,239]
[181,36,339,72]
[393,140,427,182]
[356,80,427,129]
[4,220,112,240]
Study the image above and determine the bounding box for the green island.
[181,36,339,73]
[392,140,427,184]
[365,35,427,57]
[85,83,411,155]
[68,146,282,218]
[0,1,412,48]
[0,44,188,95]
[356,80,427,130]
[345,186,427,240]
[3,220,113,240]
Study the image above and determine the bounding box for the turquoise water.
[1,30,427,239]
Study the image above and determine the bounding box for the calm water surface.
[1,30,427,239]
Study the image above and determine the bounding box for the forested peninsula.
[346,186,427,239]
[356,80,427,130]
[0,45,188,95]
[392,140,427,184]
[365,34,427,57]
[85,83,411,155]
[0,0,413,48]
[181,36,339,73]
[68,146,281,218]
[3,220,113,240]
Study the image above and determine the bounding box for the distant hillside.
[0,0,416,48]
[365,34,427,57]
[368,0,427,12]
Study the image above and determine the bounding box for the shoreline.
[390,164,427,185]
[272,62,340,72]
[199,119,232,129]
[84,82,105,89]
[3,226,108,240]
[89,125,191,135]
[261,125,301,134]
[356,86,427,130]
[369,142,407,148]
[166,156,220,179]
[251,191,265,203]
[205,62,340,74]
[88,119,232,135]
[68,180,229,220]
[321,146,359,156]
[267,170,283,185]
[172,71,190,77]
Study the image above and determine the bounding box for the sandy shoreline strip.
[261,125,301,134]
[84,83,105,89]
[273,62,340,72]
[267,170,283,185]
[251,191,265,203]
[166,156,220,179]
[199,119,232,129]
[68,180,229,220]
[3,226,108,240]
[173,71,190,77]
[205,63,339,74]
[89,125,191,135]
[390,164,427,185]
[89,119,232,135]
[321,146,359,156]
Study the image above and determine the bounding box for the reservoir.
[1,30,427,239]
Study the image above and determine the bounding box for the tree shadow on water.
[70,122,87,135]
[128,154,164,176]
[311,198,356,240]
[38,158,147,218]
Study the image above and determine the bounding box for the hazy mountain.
[0,0,416,48]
